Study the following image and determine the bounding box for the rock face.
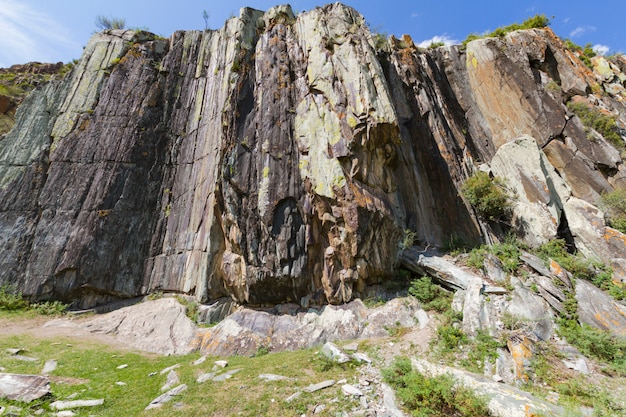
[1,4,626,308]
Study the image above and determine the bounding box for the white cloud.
[593,44,610,56]
[0,0,79,66]
[411,13,419,18]
[417,35,459,48]
[569,25,596,38]
[563,17,570,24]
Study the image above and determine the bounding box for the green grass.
[0,331,363,416]
[382,357,493,416]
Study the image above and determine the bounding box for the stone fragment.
[116,364,128,369]
[303,380,335,393]
[352,353,372,364]
[285,391,302,403]
[145,384,188,410]
[321,342,350,364]
[212,369,241,382]
[342,342,359,352]
[563,357,589,374]
[55,411,76,417]
[341,384,363,396]
[50,399,104,410]
[161,370,180,392]
[191,356,207,366]
[214,360,228,368]
[196,372,217,384]
[42,360,57,375]
[258,374,289,382]
[0,373,50,402]
[159,364,180,375]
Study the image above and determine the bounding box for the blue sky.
[0,0,624,67]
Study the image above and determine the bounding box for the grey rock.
[414,309,430,330]
[285,391,302,403]
[214,360,228,368]
[575,279,626,336]
[313,404,326,414]
[343,342,359,352]
[303,380,335,393]
[321,342,351,364]
[352,353,372,364]
[505,281,554,341]
[380,383,407,417]
[55,411,76,417]
[0,373,50,403]
[83,298,199,355]
[212,369,241,382]
[50,399,104,410]
[42,360,57,375]
[341,384,363,396]
[6,348,23,355]
[159,364,181,375]
[161,370,180,392]
[116,364,128,370]
[191,356,207,366]
[197,298,237,325]
[145,384,188,410]
[401,250,478,291]
[563,357,589,374]
[196,372,217,384]
[258,374,290,382]
[462,277,484,336]
[13,355,39,362]
[411,358,565,417]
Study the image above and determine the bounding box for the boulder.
[0,373,50,403]
[82,298,199,355]
[575,279,626,337]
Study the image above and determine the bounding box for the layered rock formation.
[1,4,626,308]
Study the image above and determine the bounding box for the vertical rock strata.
[1,4,626,307]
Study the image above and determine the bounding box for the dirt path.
[0,314,131,351]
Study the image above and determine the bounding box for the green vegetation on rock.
[383,357,493,417]
[602,188,626,234]
[567,101,623,149]
[461,171,512,221]
[462,14,550,48]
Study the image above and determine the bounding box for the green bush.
[462,14,550,48]
[466,238,524,275]
[601,189,626,234]
[563,39,597,69]
[567,101,623,149]
[0,286,29,311]
[30,301,68,316]
[461,172,511,221]
[409,276,452,313]
[383,357,493,416]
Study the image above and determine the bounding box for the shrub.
[462,14,550,48]
[566,101,623,149]
[383,357,493,416]
[30,300,68,316]
[563,39,597,68]
[0,285,28,311]
[466,237,524,275]
[461,171,511,221]
[409,276,452,313]
[601,189,626,234]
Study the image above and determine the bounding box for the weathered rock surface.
[0,373,50,403]
[81,298,198,355]
[197,297,424,356]
[411,359,565,417]
[1,3,626,315]
[575,279,626,337]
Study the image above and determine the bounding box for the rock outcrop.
[1,4,626,310]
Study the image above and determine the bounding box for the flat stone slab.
[145,384,187,410]
[50,399,104,410]
[303,379,335,393]
[258,374,290,382]
[0,373,50,403]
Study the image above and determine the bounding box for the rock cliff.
[1,4,626,309]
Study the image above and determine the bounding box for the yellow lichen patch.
[262,166,270,178]
[507,336,533,381]
[549,259,563,276]
[604,227,626,247]
[97,209,111,218]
